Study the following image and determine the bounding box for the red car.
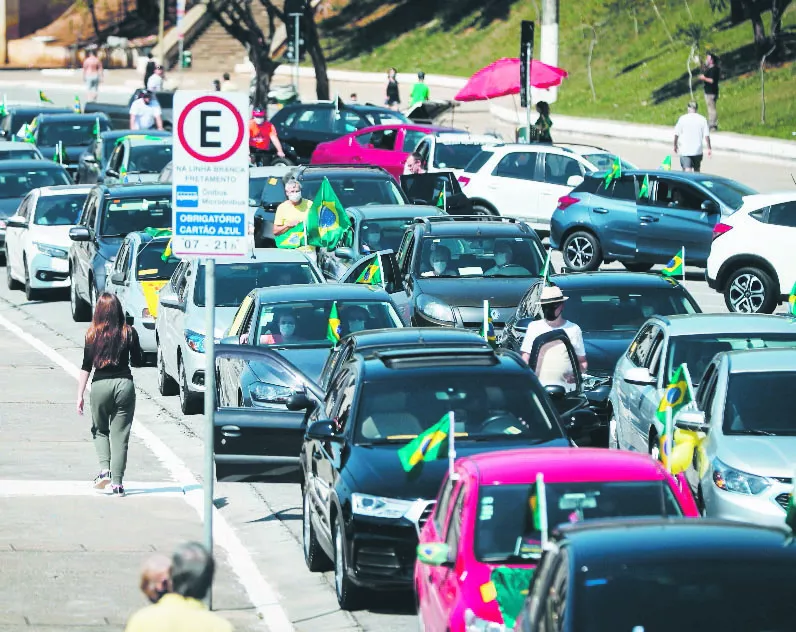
[310,124,459,179]
[414,448,700,632]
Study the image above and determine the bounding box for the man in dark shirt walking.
[699,52,720,131]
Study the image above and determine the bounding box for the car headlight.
[185,329,206,354]
[34,241,68,259]
[249,382,292,404]
[351,493,414,519]
[464,609,508,632]
[416,294,455,323]
[712,458,772,495]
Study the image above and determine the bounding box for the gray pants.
[704,93,718,129]
[90,378,135,485]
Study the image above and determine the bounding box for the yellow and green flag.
[306,177,350,248]
[602,156,621,189]
[52,141,66,164]
[540,249,552,286]
[436,188,446,210]
[657,365,692,469]
[356,256,382,285]
[39,90,54,104]
[326,302,341,344]
[661,155,672,171]
[397,413,450,472]
[0,95,7,117]
[94,117,102,139]
[661,247,684,278]
[479,300,497,348]
[789,281,796,316]
[73,95,81,113]
[275,223,306,249]
[639,174,651,199]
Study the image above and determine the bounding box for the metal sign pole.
[525,43,532,144]
[203,257,216,609]
[292,13,301,95]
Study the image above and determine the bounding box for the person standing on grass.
[699,52,720,131]
[408,70,430,108]
[77,293,143,498]
[674,101,711,173]
[83,49,103,102]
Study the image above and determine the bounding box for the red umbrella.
[454,57,568,102]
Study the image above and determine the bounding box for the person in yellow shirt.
[125,542,232,632]
[275,178,315,255]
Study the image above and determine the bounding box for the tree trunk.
[686,46,695,100]
[251,43,277,107]
[303,3,329,100]
[583,25,597,102]
[747,0,766,48]
[649,0,675,46]
[87,0,101,42]
[770,0,792,58]
[760,42,776,123]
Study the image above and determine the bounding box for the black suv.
[288,164,410,207]
[32,113,113,181]
[0,103,71,141]
[68,183,172,320]
[270,101,411,163]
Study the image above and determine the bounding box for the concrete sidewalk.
[0,333,264,631]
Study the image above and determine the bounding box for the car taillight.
[557,195,579,211]
[712,222,733,240]
[457,175,470,186]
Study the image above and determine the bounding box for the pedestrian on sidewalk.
[385,67,400,110]
[140,554,172,603]
[125,542,233,632]
[408,70,430,109]
[82,49,103,103]
[147,65,165,92]
[534,101,553,143]
[674,101,711,173]
[698,51,720,131]
[76,293,143,498]
[143,52,156,89]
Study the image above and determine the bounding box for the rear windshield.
[0,148,40,160]
[100,196,172,237]
[33,193,87,225]
[301,176,407,207]
[0,167,70,199]
[194,261,319,307]
[37,119,111,146]
[136,241,180,281]
[463,150,494,174]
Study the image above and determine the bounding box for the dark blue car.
[551,171,756,272]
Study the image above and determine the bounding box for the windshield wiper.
[732,428,776,436]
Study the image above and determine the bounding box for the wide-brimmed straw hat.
[539,285,568,304]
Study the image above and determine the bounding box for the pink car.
[414,448,699,632]
[310,124,458,179]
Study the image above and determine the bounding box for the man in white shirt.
[521,286,587,387]
[129,90,164,131]
[146,65,164,92]
[673,101,711,173]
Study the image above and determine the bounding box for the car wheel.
[5,249,21,290]
[70,271,91,322]
[24,258,41,301]
[271,157,295,167]
[622,262,654,273]
[303,486,332,572]
[562,230,602,272]
[334,517,363,610]
[179,358,202,415]
[724,266,777,314]
[472,203,496,217]
[157,345,178,396]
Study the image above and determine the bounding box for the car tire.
[5,249,21,290]
[303,486,332,572]
[24,258,41,301]
[334,517,363,611]
[562,230,602,272]
[271,157,295,167]
[724,266,777,314]
[472,203,497,217]
[622,262,654,273]
[178,358,202,415]
[157,345,178,396]
[70,270,91,322]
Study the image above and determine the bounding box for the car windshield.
[667,333,796,384]
[254,300,402,347]
[136,241,180,281]
[100,196,172,237]
[475,481,681,564]
[195,262,319,307]
[699,178,757,210]
[301,176,407,207]
[576,559,792,632]
[353,374,560,445]
[0,168,70,199]
[418,236,545,278]
[433,143,491,170]
[582,153,635,172]
[360,218,413,253]
[128,144,172,174]
[37,119,111,147]
[0,148,39,160]
[723,370,796,436]
[33,193,87,225]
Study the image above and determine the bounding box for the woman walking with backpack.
[76,293,143,497]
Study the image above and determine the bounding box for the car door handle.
[221,425,241,438]
[593,207,609,214]
[639,215,659,223]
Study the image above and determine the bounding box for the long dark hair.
[86,293,130,369]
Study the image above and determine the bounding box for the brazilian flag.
[602,156,621,189]
[356,257,382,285]
[639,174,651,199]
[661,155,672,171]
[656,365,691,469]
[73,95,81,114]
[479,300,497,348]
[39,91,54,104]
[661,247,684,278]
[789,281,796,316]
[326,302,341,344]
[397,413,450,472]
[306,177,350,249]
[93,118,102,139]
[275,223,306,249]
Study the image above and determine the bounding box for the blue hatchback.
[550,171,755,272]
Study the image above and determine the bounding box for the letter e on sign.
[176,94,246,163]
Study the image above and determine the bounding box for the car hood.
[344,436,570,499]
[719,435,796,479]
[582,331,634,375]
[0,197,23,217]
[30,225,75,248]
[250,346,331,383]
[415,276,532,310]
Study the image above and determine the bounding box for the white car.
[706,191,796,314]
[412,132,501,177]
[457,143,636,234]
[156,250,325,415]
[4,185,92,300]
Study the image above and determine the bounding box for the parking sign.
[171,91,250,257]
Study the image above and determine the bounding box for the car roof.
[0,159,66,170]
[360,348,525,381]
[295,165,392,180]
[36,113,109,122]
[351,123,452,134]
[557,520,795,565]
[549,271,687,290]
[99,183,172,196]
[7,104,71,113]
[431,132,501,144]
[37,185,93,197]
[415,218,536,237]
[737,191,796,211]
[554,143,611,155]
[653,313,796,335]
[344,326,491,351]
[186,249,315,266]
[461,447,669,486]
[0,140,41,149]
[126,136,172,147]
[347,204,443,220]
[587,169,735,183]
[251,282,389,301]
[101,129,169,141]
[724,347,796,373]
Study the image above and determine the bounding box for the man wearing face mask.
[484,240,530,277]
[427,245,458,277]
[361,224,382,254]
[275,179,315,254]
[520,286,587,373]
[249,108,285,162]
[343,306,369,335]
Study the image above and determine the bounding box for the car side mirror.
[561,408,601,438]
[6,215,27,229]
[106,169,119,178]
[305,419,342,441]
[416,542,454,568]
[622,366,656,386]
[69,226,92,242]
[110,271,125,285]
[287,391,314,411]
[84,154,97,164]
[219,335,240,345]
[701,200,719,213]
[334,246,355,260]
[675,409,709,433]
[545,384,567,400]
[567,175,584,187]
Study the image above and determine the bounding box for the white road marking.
[0,313,294,632]
[0,480,197,497]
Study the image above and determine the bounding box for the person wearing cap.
[521,285,587,374]
[674,101,711,173]
[248,107,284,157]
[129,90,164,131]
[146,64,165,92]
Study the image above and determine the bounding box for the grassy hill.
[318,0,796,138]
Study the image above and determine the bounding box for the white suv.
[413,132,501,177]
[457,143,634,234]
[707,192,796,314]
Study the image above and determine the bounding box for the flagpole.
[443,185,447,212]
[378,253,385,289]
[665,406,674,473]
[447,411,457,481]
[682,246,686,282]
[681,363,697,402]
[483,299,489,343]
[537,472,549,550]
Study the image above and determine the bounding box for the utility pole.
[177,0,185,80]
[290,12,301,95]
[541,0,559,101]
[158,0,166,66]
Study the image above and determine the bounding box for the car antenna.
[791,173,796,187]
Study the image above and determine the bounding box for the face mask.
[494,253,508,266]
[280,322,296,337]
[254,117,265,124]
[432,261,446,274]
[349,319,365,332]
[287,192,302,203]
